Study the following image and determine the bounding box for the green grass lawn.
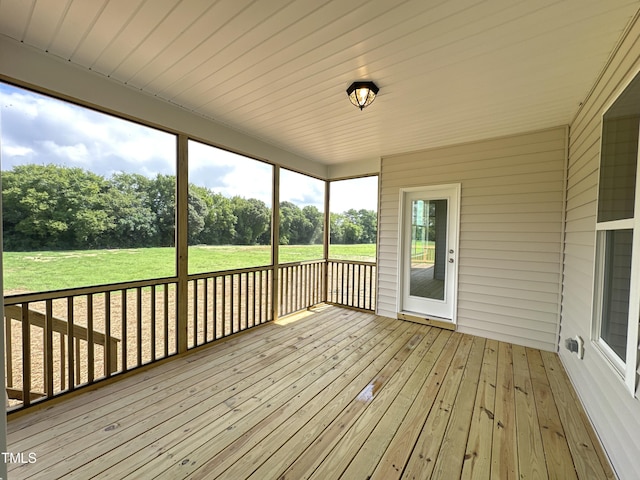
[3,244,376,294]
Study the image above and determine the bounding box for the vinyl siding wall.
[562,13,640,480]
[378,127,566,351]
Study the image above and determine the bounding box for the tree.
[191,187,236,245]
[330,209,377,244]
[279,201,313,245]
[302,205,324,244]
[329,212,345,244]
[187,187,207,245]
[2,164,112,249]
[103,173,157,247]
[232,196,270,245]
[145,174,176,246]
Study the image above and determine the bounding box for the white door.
[399,184,460,323]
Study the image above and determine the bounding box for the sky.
[0,82,377,211]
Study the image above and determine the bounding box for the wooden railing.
[4,259,375,410]
[327,260,376,311]
[5,305,119,401]
[278,260,326,317]
[4,278,178,409]
[187,266,273,349]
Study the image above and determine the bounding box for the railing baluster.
[44,300,54,397]
[5,315,13,390]
[203,279,208,343]
[259,270,263,324]
[121,290,127,372]
[288,267,293,314]
[87,295,94,384]
[341,263,346,305]
[238,274,242,331]
[4,316,13,387]
[299,265,303,310]
[60,332,66,391]
[74,338,81,384]
[163,285,169,359]
[213,277,218,340]
[105,291,113,377]
[192,279,198,348]
[137,287,143,366]
[67,297,75,390]
[245,273,249,330]
[251,271,256,328]
[278,267,283,315]
[356,265,361,308]
[222,275,227,337]
[151,285,156,362]
[289,266,293,314]
[285,266,289,315]
[309,263,313,306]
[368,265,372,310]
[21,302,31,407]
[308,263,312,306]
[294,266,299,312]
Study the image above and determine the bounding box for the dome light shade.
[346,81,379,110]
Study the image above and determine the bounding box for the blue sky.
[0,82,377,211]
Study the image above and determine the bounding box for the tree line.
[2,164,376,251]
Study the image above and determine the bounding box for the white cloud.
[2,145,34,157]
[1,83,175,176]
[42,141,89,163]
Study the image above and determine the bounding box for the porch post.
[176,134,189,353]
[272,166,280,322]
[0,153,8,479]
[323,180,330,302]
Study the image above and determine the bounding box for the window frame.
[592,75,640,396]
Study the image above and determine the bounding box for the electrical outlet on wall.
[575,335,584,359]
[564,336,585,359]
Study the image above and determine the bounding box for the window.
[279,169,325,263]
[329,176,378,262]
[0,82,177,292]
[594,71,640,394]
[187,140,273,273]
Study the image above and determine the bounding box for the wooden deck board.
[461,338,498,480]
[7,306,614,480]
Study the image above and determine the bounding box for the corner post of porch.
[323,180,330,302]
[176,134,189,353]
[271,166,280,322]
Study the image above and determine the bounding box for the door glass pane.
[409,199,447,300]
[599,229,632,362]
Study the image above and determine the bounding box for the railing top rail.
[4,276,178,305]
[187,263,274,281]
[327,259,376,266]
[278,259,327,268]
[4,259,374,305]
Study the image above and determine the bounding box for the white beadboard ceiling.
[0,0,638,166]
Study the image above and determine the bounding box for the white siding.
[562,13,640,480]
[378,127,566,351]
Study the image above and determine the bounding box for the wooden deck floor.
[7,305,615,479]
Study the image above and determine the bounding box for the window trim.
[592,85,640,396]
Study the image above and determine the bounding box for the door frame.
[397,183,461,325]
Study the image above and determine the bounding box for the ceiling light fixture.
[346,81,379,110]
